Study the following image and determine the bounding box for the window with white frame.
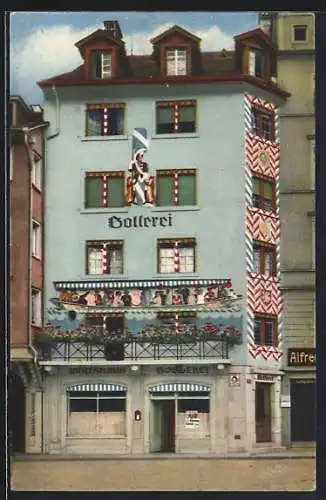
[248,48,265,78]
[166,48,188,76]
[86,240,123,275]
[157,238,196,274]
[32,220,41,258]
[31,154,42,190]
[31,288,42,326]
[67,386,127,437]
[91,50,113,79]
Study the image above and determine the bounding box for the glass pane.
[109,248,123,275]
[253,247,261,273]
[265,320,275,346]
[87,110,102,136]
[179,106,195,122]
[92,52,101,78]
[157,107,173,124]
[98,399,125,412]
[249,50,255,76]
[108,177,124,207]
[254,319,261,344]
[263,181,273,199]
[69,398,97,413]
[178,174,196,205]
[156,176,173,206]
[85,177,102,208]
[179,246,195,273]
[88,247,103,275]
[159,247,174,273]
[264,250,274,275]
[253,177,260,195]
[178,399,209,412]
[108,109,124,135]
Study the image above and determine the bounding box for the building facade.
[259,12,316,446]
[10,96,48,453]
[37,22,289,455]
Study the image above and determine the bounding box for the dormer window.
[91,50,112,79]
[166,48,187,76]
[249,48,265,78]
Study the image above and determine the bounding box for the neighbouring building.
[259,12,316,447]
[10,95,48,453]
[37,21,289,455]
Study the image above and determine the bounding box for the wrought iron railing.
[37,340,229,361]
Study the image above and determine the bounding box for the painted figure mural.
[126,128,155,206]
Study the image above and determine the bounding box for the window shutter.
[86,177,103,208]
[157,176,174,206]
[108,177,124,207]
[178,174,196,205]
[88,248,103,274]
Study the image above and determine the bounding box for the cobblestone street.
[11,454,315,491]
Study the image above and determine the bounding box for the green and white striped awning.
[67,383,127,392]
[150,383,210,393]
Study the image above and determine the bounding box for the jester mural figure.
[126,128,155,206]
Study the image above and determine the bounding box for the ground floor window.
[67,386,127,437]
[177,392,210,434]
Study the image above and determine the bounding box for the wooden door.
[255,383,272,443]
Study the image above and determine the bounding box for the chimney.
[103,20,123,40]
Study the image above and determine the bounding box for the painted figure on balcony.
[126,128,155,206]
[130,289,142,306]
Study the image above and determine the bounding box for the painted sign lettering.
[287,348,316,367]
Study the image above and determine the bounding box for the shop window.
[157,238,196,274]
[67,389,126,437]
[85,103,125,136]
[85,172,125,208]
[253,241,276,276]
[86,240,123,275]
[252,175,276,212]
[254,315,277,347]
[166,48,188,76]
[91,50,112,79]
[252,107,275,141]
[292,25,308,42]
[156,100,196,134]
[177,393,210,435]
[156,169,197,206]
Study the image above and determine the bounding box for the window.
[156,100,196,134]
[166,48,188,76]
[10,146,13,181]
[85,172,125,208]
[67,388,127,437]
[32,220,41,258]
[293,25,307,42]
[86,240,123,275]
[248,49,265,78]
[156,169,197,206]
[254,315,277,346]
[91,50,112,79]
[252,176,275,212]
[311,216,315,271]
[253,242,276,276]
[31,288,42,326]
[309,137,315,189]
[157,312,196,331]
[252,107,275,141]
[158,238,196,274]
[86,103,125,136]
[31,154,42,190]
[85,314,124,334]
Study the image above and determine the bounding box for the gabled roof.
[150,24,201,44]
[75,28,124,57]
[234,27,275,48]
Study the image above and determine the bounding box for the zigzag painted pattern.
[245,133,280,178]
[247,209,280,245]
[244,93,283,360]
[248,344,283,361]
[247,273,281,316]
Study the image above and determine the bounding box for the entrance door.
[10,373,26,453]
[255,383,272,443]
[291,379,316,442]
[150,399,175,453]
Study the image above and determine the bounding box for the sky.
[10,11,259,105]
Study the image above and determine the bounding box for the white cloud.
[10,22,235,102]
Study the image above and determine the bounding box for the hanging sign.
[184,410,200,429]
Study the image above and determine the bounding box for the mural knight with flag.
[126,128,155,206]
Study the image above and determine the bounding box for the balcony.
[37,339,229,362]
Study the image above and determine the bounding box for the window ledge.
[32,183,42,194]
[79,135,128,142]
[152,133,199,140]
[79,208,129,214]
[152,206,199,212]
[152,274,199,278]
[81,274,127,279]
[65,436,126,440]
[32,255,42,262]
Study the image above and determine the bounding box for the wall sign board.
[287,348,316,367]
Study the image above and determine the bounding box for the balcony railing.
[37,339,229,362]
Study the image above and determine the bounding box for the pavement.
[11,447,316,491]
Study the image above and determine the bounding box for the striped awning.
[54,278,230,290]
[67,383,127,392]
[150,383,210,393]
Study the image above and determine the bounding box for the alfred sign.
[108,214,173,229]
[287,348,316,367]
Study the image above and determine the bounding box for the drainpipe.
[47,84,60,141]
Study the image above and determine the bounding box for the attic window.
[248,49,265,78]
[166,48,187,76]
[91,50,112,79]
[293,25,307,42]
